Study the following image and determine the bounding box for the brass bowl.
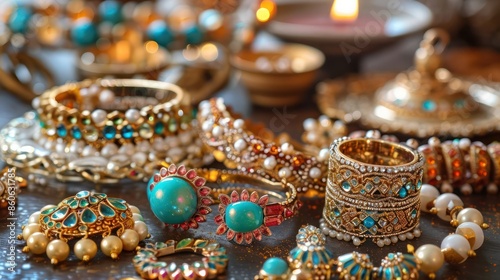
[231,43,324,107]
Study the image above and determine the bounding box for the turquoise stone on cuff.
[149,177,198,224]
[398,187,407,198]
[8,6,32,34]
[71,127,82,139]
[225,201,263,232]
[363,216,375,228]
[422,100,437,112]
[103,125,117,139]
[121,125,134,139]
[262,257,288,276]
[56,124,67,137]
[71,20,99,46]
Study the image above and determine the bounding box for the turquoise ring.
[148,164,213,230]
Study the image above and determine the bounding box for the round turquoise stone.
[398,187,407,198]
[262,257,288,276]
[154,122,164,134]
[71,20,99,46]
[8,6,32,34]
[184,25,204,45]
[225,201,263,233]
[71,127,82,139]
[149,177,198,224]
[56,124,67,137]
[363,216,375,228]
[103,125,116,139]
[147,21,174,47]
[98,0,123,25]
[422,100,437,112]
[121,125,134,139]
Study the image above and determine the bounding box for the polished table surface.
[1,35,500,280]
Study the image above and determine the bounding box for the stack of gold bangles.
[0,79,208,183]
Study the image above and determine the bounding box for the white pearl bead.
[458,138,471,150]
[133,213,144,222]
[136,141,151,153]
[487,183,498,194]
[336,233,344,240]
[100,235,123,258]
[352,237,361,246]
[179,132,192,144]
[415,244,444,274]
[101,143,118,157]
[322,228,329,235]
[152,138,165,151]
[28,211,41,224]
[82,146,98,157]
[91,109,107,126]
[398,234,406,241]
[329,231,337,238]
[263,156,277,170]
[165,136,180,148]
[120,229,140,251]
[441,234,470,264]
[413,229,422,237]
[428,137,441,147]
[406,232,414,240]
[212,126,223,137]
[199,100,210,111]
[27,232,49,254]
[46,239,70,264]
[89,84,100,95]
[376,239,385,247]
[129,205,141,214]
[434,193,464,221]
[440,181,453,193]
[118,143,135,156]
[391,236,399,243]
[383,238,391,245]
[317,149,329,162]
[309,167,321,179]
[460,183,473,195]
[134,221,149,241]
[365,130,381,139]
[457,208,484,226]
[233,139,247,152]
[233,119,244,129]
[281,143,294,153]
[74,239,97,261]
[420,184,440,213]
[125,109,141,123]
[406,138,419,149]
[303,118,317,131]
[132,152,147,166]
[201,120,213,132]
[333,120,347,134]
[318,115,331,127]
[22,223,41,240]
[306,132,319,143]
[32,97,40,109]
[278,167,292,178]
[456,222,484,250]
[99,89,115,105]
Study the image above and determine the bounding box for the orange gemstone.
[448,149,457,157]
[427,157,435,165]
[452,159,461,168]
[479,159,487,168]
[292,155,305,167]
[253,143,263,153]
[453,170,461,178]
[479,169,488,177]
[427,168,437,177]
[269,145,278,155]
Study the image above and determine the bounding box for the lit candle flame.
[330,0,359,23]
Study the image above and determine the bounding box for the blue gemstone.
[81,208,97,224]
[312,252,320,265]
[103,125,116,139]
[350,264,360,275]
[388,253,395,260]
[417,181,422,190]
[385,267,392,280]
[149,177,198,224]
[51,206,69,220]
[394,266,402,278]
[342,181,351,191]
[262,257,288,276]
[363,216,375,228]
[108,197,128,210]
[333,207,340,216]
[422,100,437,111]
[184,25,204,45]
[99,203,116,217]
[121,125,134,139]
[8,6,32,34]
[76,191,90,198]
[98,0,123,25]
[154,122,164,134]
[398,187,407,198]
[56,124,67,137]
[71,127,82,139]
[62,212,77,227]
[71,20,99,46]
[147,21,174,47]
[225,201,264,232]
[411,209,417,219]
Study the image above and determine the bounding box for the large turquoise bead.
[8,6,32,34]
[98,0,123,25]
[149,177,198,224]
[184,25,204,45]
[147,21,174,47]
[262,257,288,276]
[71,20,99,46]
[225,201,263,233]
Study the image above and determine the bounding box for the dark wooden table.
[1,34,499,280]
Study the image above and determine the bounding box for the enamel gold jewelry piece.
[322,137,424,246]
[316,28,500,137]
[197,98,327,194]
[0,79,209,183]
[133,238,228,280]
[18,190,149,264]
[148,165,301,245]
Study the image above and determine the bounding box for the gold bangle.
[149,164,301,244]
[197,98,327,194]
[322,137,424,246]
